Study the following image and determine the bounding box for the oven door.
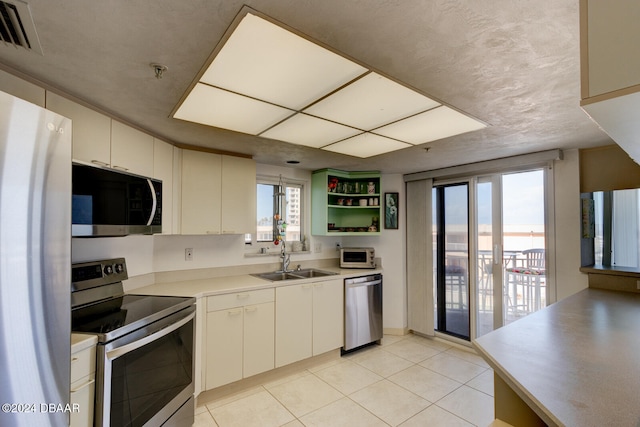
[96,306,195,427]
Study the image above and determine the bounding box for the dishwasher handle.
[345,275,382,287]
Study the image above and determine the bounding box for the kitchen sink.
[253,272,304,281]
[252,268,337,282]
[289,268,337,278]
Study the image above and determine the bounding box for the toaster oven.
[340,247,376,269]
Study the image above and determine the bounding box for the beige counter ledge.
[71,333,97,353]
[128,266,382,298]
[473,288,640,427]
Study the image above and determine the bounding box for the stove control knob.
[115,263,124,274]
[104,265,114,275]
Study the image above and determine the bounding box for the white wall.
[553,149,589,300]
[72,235,154,277]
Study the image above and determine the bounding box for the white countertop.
[71,333,97,354]
[130,266,383,298]
[473,288,640,427]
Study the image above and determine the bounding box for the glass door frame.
[475,175,505,335]
[433,164,556,341]
[475,165,556,335]
[433,178,476,342]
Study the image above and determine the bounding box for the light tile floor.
[195,334,494,427]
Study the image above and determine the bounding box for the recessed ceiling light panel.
[373,106,487,144]
[173,83,294,135]
[200,13,367,110]
[173,7,486,157]
[322,133,412,158]
[261,113,361,148]
[304,72,441,130]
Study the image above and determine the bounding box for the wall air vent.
[0,0,42,54]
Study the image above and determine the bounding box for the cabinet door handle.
[90,160,110,167]
[236,293,250,299]
[71,357,79,363]
[245,306,257,313]
[111,165,129,171]
[227,309,242,316]
[71,378,95,393]
[314,283,324,288]
[302,284,313,289]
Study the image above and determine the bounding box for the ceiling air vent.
[0,0,42,54]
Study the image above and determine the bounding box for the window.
[246,177,304,244]
[589,189,640,268]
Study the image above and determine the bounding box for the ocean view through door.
[476,169,547,337]
[431,169,548,341]
[434,183,470,340]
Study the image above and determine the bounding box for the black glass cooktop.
[71,294,194,342]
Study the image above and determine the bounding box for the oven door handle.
[106,310,194,361]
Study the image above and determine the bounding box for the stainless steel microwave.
[72,163,162,237]
[340,247,376,269]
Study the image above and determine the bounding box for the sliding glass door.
[434,183,470,340]
[431,168,549,341]
[501,170,547,325]
[476,178,498,337]
[475,169,547,337]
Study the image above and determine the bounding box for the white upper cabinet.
[582,0,640,98]
[181,149,256,235]
[46,91,111,165]
[46,92,155,176]
[110,121,154,176]
[181,150,222,235]
[220,155,256,235]
[580,0,640,164]
[153,139,174,234]
[0,69,45,107]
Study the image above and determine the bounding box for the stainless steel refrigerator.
[0,90,72,426]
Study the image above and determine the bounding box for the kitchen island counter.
[473,288,640,427]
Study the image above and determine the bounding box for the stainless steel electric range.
[71,258,195,427]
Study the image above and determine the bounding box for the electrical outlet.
[185,248,193,261]
[335,242,342,251]
[314,242,322,253]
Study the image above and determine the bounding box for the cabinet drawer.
[71,346,96,384]
[207,288,274,312]
[70,373,95,427]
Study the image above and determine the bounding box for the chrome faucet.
[279,240,291,273]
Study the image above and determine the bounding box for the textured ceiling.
[0,0,612,174]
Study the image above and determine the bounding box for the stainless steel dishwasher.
[344,274,383,352]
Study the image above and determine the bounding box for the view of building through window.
[255,182,302,243]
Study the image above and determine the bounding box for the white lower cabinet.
[275,284,313,367]
[275,279,344,368]
[312,279,345,355]
[203,279,344,390]
[205,289,275,390]
[70,337,96,427]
